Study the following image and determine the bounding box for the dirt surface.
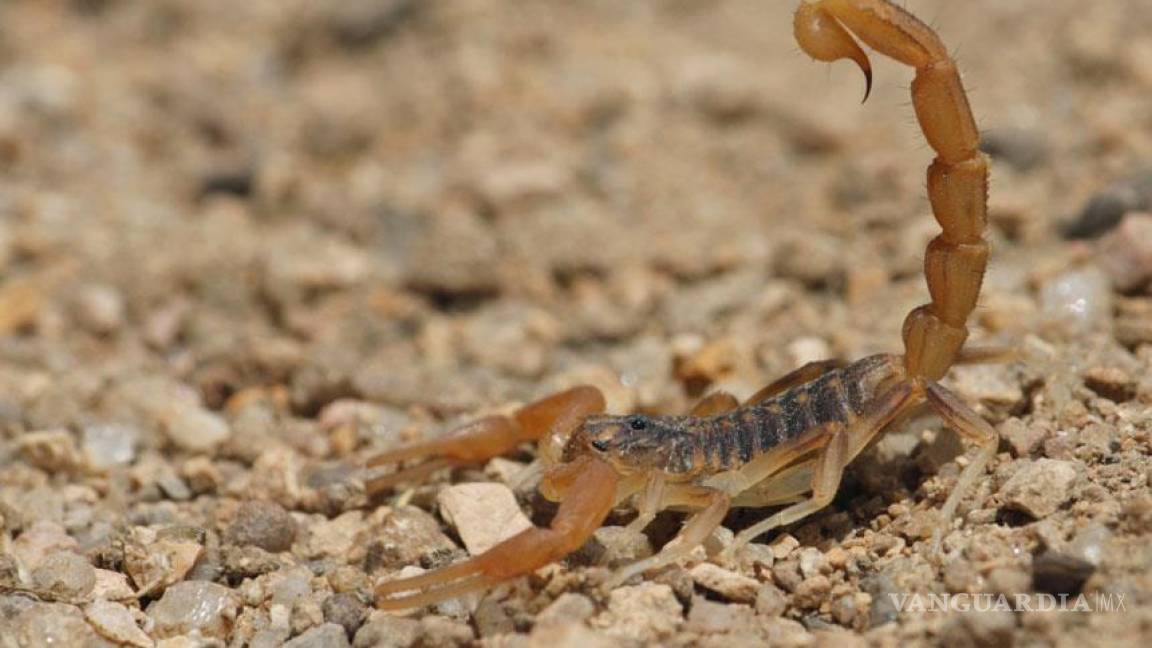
[1,1,1151,646]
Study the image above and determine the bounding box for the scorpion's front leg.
[363,386,604,493]
[375,455,619,609]
[607,485,730,588]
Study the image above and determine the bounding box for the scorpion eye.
[627,415,649,431]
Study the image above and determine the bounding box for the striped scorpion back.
[662,354,901,475]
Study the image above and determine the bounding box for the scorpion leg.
[626,473,667,533]
[745,359,845,405]
[797,0,989,381]
[726,430,848,556]
[923,380,998,553]
[691,391,740,416]
[363,386,605,494]
[375,455,619,609]
[725,381,918,558]
[607,486,730,588]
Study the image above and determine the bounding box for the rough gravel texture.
[1,1,1151,647]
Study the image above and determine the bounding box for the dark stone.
[225,500,297,553]
[1032,551,1095,596]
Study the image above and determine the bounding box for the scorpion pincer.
[367,0,1003,610]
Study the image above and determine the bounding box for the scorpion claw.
[374,456,619,610]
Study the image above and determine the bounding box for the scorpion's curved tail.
[795,0,989,381]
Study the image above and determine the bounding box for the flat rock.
[436,483,532,555]
[999,459,1079,519]
[688,563,759,603]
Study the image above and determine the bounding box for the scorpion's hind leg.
[923,381,998,554]
[724,380,919,559]
[691,391,740,416]
[362,386,605,494]
[375,455,619,609]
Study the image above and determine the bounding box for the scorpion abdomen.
[686,354,901,473]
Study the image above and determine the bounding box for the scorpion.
[369,0,1001,610]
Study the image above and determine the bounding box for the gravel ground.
[1,1,1151,646]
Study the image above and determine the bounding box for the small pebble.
[285,622,351,648]
[72,284,126,336]
[831,592,871,630]
[527,621,619,648]
[1065,172,1152,239]
[1032,552,1095,596]
[82,424,139,469]
[683,596,757,636]
[1096,213,1152,291]
[980,127,1047,172]
[1000,417,1048,457]
[436,482,533,555]
[592,583,683,642]
[1039,267,1112,335]
[93,568,135,600]
[941,609,1015,648]
[575,526,653,568]
[17,429,81,473]
[797,547,828,579]
[123,528,203,593]
[999,459,1078,519]
[226,500,298,553]
[303,511,365,560]
[770,534,799,560]
[536,592,596,627]
[1082,366,1137,402]
[792,575,831,610]
[147,580,240,639]
[353,615,422,648]
[161,402,232,453]
[688,562,760,603]
[85,599,153,648]
[1068,523,1112,566]
[14,602,104,646]
[754,583,787,617]
[418,616,474,646]
[987,566,1031,596]
[322,593,367,639]
[31,551,95,600]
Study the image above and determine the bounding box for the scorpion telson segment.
[367,0,1002,611]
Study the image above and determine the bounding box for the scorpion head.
[567,413,687,475]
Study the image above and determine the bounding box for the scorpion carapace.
[369,0,999,610]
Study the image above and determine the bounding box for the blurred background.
[1,1,1150,645]
[1,0,1150,413]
